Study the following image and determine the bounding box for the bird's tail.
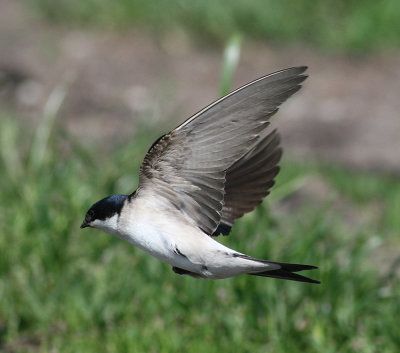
[234,254,320,283]
[250,260,320,284]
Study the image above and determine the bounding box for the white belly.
[114,195,272,279]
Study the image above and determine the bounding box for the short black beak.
[80,221,89,229]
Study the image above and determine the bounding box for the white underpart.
[94,192,279,279]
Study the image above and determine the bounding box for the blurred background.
[1,0,399,352]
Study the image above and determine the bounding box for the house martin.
[81,66,319,283]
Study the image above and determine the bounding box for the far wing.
[213,129,282,236]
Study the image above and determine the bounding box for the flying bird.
[81,66,319,284]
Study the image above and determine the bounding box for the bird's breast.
[116,196,200,269]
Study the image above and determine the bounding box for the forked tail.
[250,261,320,284]
[233,254,320,283]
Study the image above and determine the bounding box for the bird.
[81,66,319,284]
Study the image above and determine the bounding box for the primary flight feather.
[81,66,319,283]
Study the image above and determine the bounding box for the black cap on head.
[81,194,128,229]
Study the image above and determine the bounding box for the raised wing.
[138,67,307,235]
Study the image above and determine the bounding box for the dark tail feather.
[268,261,318,272]
[250,268,320,284]
[233,254,319,283]
[249,258,319,283]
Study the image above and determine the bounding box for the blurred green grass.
[29,0,400,53]
[1,38,400,352]
[0,111,400,352]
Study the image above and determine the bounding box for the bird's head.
[81,194,128,234]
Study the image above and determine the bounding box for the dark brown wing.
[212,129,282,236]
[138,67,308,235]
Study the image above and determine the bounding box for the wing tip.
[292,65,308,74]
[277,65,308,77]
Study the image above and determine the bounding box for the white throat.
[91,214,120,236]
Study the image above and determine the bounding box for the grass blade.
[219,34,242,96]
[29,72,75,171]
